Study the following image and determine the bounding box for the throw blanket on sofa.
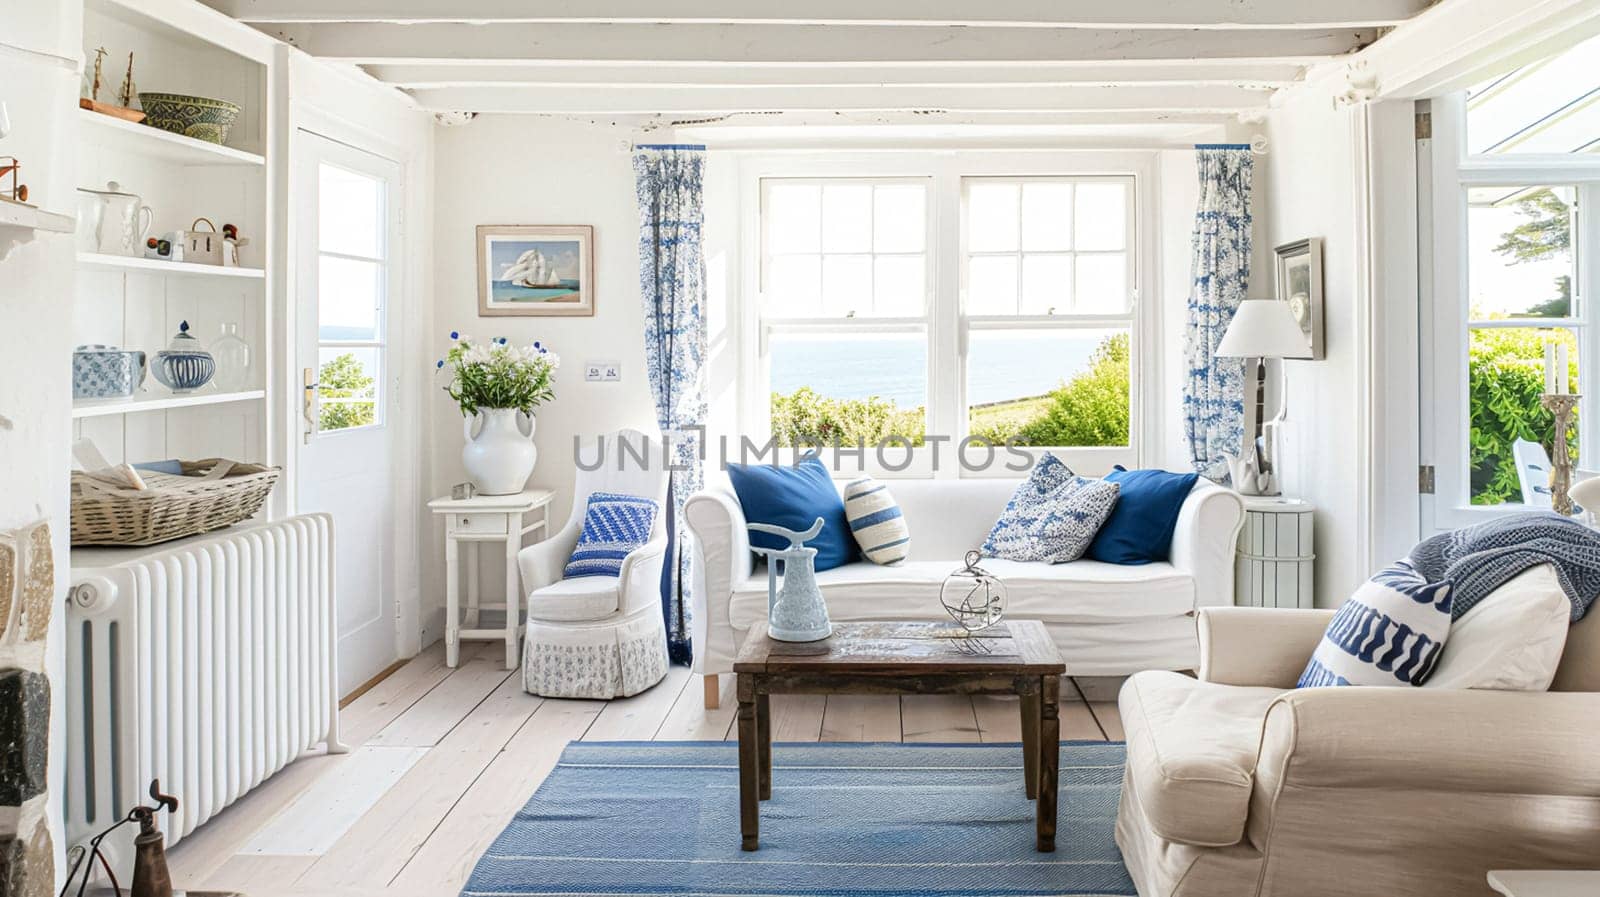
[1408,511,1600,621]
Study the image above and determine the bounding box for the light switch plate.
[585,361,621,382]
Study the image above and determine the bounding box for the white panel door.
[294,130,404,695]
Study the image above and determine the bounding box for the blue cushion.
[727,455,857,572]
[1297,560,1453,688]
[564,491,659,579]
[982,455,1121,564]
[1085,466,1199,565]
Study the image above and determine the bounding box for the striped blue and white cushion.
[1297,559,1453,688]
[563,491,658,579]
[843,478,910,565]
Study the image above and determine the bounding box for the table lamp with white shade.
[1215,298,1313,496]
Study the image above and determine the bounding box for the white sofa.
[686,475,1245,706]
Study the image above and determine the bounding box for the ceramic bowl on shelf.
[137,92,241,145]
[152,320,216,393]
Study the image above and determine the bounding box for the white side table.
[1489,871,1600,897]
[1236,497,1315,609]
[429,488,556,669]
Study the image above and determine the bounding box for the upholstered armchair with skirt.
[1115,605,1600,897]
[518,428,671,699]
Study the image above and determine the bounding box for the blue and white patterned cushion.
[564,491,659,579]
[1297,560,1453,688]
[982,455,1121,564]
[843,477,909,565]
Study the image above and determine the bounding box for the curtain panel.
[633,144,708,664]
[1182,146,1254,482]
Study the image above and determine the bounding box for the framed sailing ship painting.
[477,225,595,317]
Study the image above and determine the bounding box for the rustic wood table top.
[733,620,1065,676]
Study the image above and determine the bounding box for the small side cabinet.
[1236,498,1314,609]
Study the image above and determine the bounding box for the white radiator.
[65,514,346,869]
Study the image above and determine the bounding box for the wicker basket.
[71,459,280,546]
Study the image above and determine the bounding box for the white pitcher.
[76,181,153,256]
[462,407,537,495]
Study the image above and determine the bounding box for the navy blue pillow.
[1085,466,1199,565]
[727,455,858,572]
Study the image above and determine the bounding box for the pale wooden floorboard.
[581,665,692,741]
[1072,675,1128,703]
[368,649,513,747]
[1088,701,1125,740]
[340,642,467,743]
[1061,698,1106,740]
[202,854,317,895]
[655,669,737,741]
[765,694,828,742]
[388,696,604,894]
[175,647,1122,897]
[972,695,1024,742]
[167,642,465,889]
[901,695,981,742]
[820,694,901,742]
[289,674,544,892]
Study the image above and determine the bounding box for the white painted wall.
[0,0,83,883]
[1263,92,1361,605]
[427,115,661,638]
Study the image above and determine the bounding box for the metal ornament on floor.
[749,517,832,642]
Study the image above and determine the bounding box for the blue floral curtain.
[633,144,708,665]
[1183,145,1254,482]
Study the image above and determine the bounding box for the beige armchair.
[1115,605,1600,897]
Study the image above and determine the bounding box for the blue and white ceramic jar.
[72,345,147,399]
[153,320,216,393]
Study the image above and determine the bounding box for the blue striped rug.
[463,741,1134,897]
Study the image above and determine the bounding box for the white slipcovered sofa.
[686,475,1244,706]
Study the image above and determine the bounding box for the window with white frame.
[756,172,1138,460]
[316,161,390,432]
[1423,34,1600,525]
[962,177,1135,447]
[762,178,933,445]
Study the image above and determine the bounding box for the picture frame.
[1273,237,1324,360]
[476,224,595,317]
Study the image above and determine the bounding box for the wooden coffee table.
[732,620,1067,852]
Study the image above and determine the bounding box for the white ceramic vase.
[462,407,537,495]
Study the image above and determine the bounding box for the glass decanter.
[211,322,252,392]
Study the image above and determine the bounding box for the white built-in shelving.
[73,0,278,496]
[71,389,266,419]
[77,251,265,279]
[0,200,74,233]
[77,109,266,167]
[0,200,75,261]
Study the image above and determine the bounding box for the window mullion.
[931,165,963,472]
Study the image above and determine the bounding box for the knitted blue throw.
[1408,511,1600,621]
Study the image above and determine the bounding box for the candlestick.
[1541,392,1581,514]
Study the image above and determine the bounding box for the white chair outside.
[1512,438,1554,508]
[517,428,672,699]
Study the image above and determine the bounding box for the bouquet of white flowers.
[438,332,560,416]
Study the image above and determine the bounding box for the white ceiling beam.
[405,83,1271,114]
[206,0,1429,29]
[662,110,1243,129]
[264,23,1372,65]
[1341,0,1600,99]
[363,61,1306,90]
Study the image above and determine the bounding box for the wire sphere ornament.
[940,550,1008,654]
